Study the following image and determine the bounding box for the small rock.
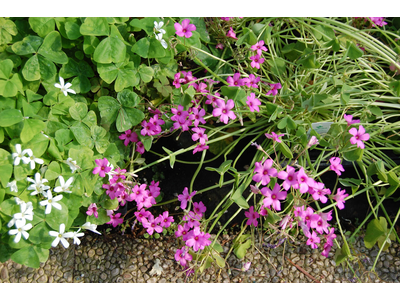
[38,275,48,283]
[1,268,9,281]
[147,277,157,283]
[88,249,95,258]
[123,273,132,280]
[111,268,120,277]
[100,273,107,280]
[96,248,104,256]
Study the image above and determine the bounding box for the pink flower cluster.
[135,209,174,235]
[294,206,336,257]
[227,73,261,90]
[119,129,144,154]
[174,188,211,268]
[173,71,197,89]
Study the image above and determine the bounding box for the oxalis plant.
[0,17,400,282]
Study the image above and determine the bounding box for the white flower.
[64,228,84,245]
[54,176,74,194]
[6,180,18,193]
[12,144,30,166]
[15,197,24,205]
[39,190,63,215]
[27,173,50,197]
[154,21,166,35]
[22,150,44,169]
[65,158,80,173]
[8,219,32,243]
[54,76,76,97]
[12,201,34,226]
[81,222,101,235]
[49,223,70,248]
[155,32,168,49]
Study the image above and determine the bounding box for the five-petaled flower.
[266,82,282,96]
[49,223,70,248]
[6,180,18,193]
[212,99,236,124]
[246,93,261,112]
[250,40,268,55]
[349,125,370,149]
[8,219,32,243]
[40,190,63,215]
[265,132,284,143]
[245,206,260,227]
[174,19,196,38]
[93,158,112,177]
[329,157,345,176]
[54,76,76,97]
[226,27,237,39]
[12,144,30,166]
[54,176,74,193]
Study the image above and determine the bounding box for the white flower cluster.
[49,222,101,249]
[7,199,34,243]
[12,144,43,169]
[154,21,168,49]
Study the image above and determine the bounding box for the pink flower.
[369,17,387,27]
[252,159,277,186]
[329,157,345,176]
[119,129,139,146]
[333,188,348,210]
[246,93,261,112]
[107,213,124,227]
[141,120,156,136]
[189,107,206,127]
[178,187,196,210]
[134,208,151,223]
[175,247,192,266]
[325,227,337,246]
[245,74,260,88]
[175,223,191,240]
[148,181,160,199]
[250,40,268,56]
[245,206,260,227]
[86,203,98,218]
[307,136,319,148]
[305,230,320,249]
[266,82,282,96]
[174,19,196,38]
[142,215,163,235]
[265,132,284,143]
[261,183,287,211]
[191,127,208,145]
[310,182,331,204]
[183,211,201,228]
[173,72,184,88]
[131,184,148,204]
[227,73,244,87]
[212,99,236,124]
[185,227,211,251]
[205,92,220,107]
[278,165,299,191]
[171,105,189,122]
[216,43,224,49]
[193,143,209,154]
[301,207,319,229]
[279,214,293,230]
[250,54,264,69]
[349,125,370,149]
[136,141,145,154]
[226,27,237,39]
[93,158,111,177]
[159,211,174,228]
[296,167,313,194]
[343,114,360,126]
[193,201,206,217]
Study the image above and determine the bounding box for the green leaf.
[69,102,88,121]
[64,20,82,40]
[233,239,251,260]
[83,35,100,55]
[343,147,363,162]
[0,74,23,97]
[116,107,145,132]
[20,119,46,143]
[236,27,257,46]
[98,95,120,126]
[45,161,62,181]
[347,41,364,60]
[68,146,93,171]
[24,132,49,157]
[37,31,68,64]
[12,35,43,55]
[263,208,282,227]
[29,17,55,38]
[70,124,94,149]
[278,141,293,159]
[91,125,109,153]
[324,37,340,52]
[231,179,250,210]
[11,246,40,268]
[213,252,226,268]
[389,80,400,97]
[153,75,172,97]
[298,50,320,69]
[364,217,387,249]
[132,37,166,59]
[0,164,12,188]
[0,17,18,45]
[0,108,23,126]
[162,147,176,169]
[220,86,247,106]
[44,201,69,230]
[80,17,109,36]
[93,36,126,64]
[0,59,13,79]
[28,221,54,246]
[267,57,286,76]
[138,64,154,83]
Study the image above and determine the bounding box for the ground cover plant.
[0,17,400,282]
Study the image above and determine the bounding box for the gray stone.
[111,268,120,277]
